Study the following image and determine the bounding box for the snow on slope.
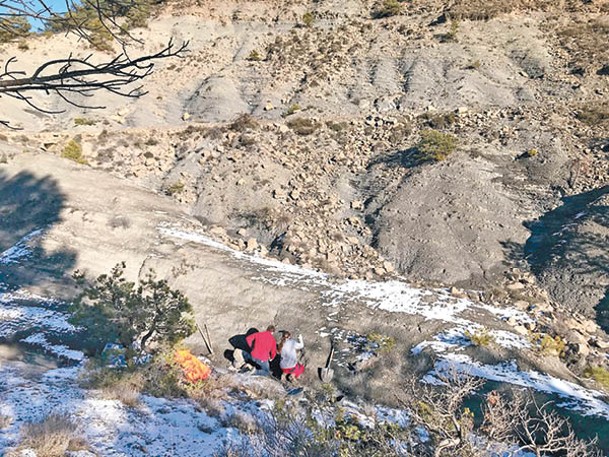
[0,363,235,456]
[161,226,609,420]
[2,224,609,456]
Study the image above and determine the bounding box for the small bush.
[418,112,456,130]
[524,148,538,158]
[285,104,301,116]
[81,365,144,406]
[417,129,458,161]
[287,117,319,136]
[584,365,609,389]
[10,414,87,457]
[326,121,349,132]
[466,59,481,70]
[17,40,29,50]
[373,0,403,19]
[302,12,314,27]
[247,49,262,61]
[464,328,494,347]
[0,414,12,429]
[165,181,185,196]
[366,332,396,353]
[531,333,566,357]
[125,0,151,29]
[445,20,460,42]
[61,139,88,165]
[74,117,97,126]
[230,113,258,132]
[87,19,114,52]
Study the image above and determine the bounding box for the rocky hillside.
[2,0,608,322]
[2,0,609,454]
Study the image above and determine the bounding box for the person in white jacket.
[278,331,305,381]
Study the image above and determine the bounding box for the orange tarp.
[174,349,211,383]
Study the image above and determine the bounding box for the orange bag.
[174,349,211,383]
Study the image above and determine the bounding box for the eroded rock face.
[525,188,609,322]
[369,156,530,286]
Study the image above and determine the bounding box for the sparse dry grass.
[286,117,319,136]
[576,105,609,126]
[0,414,13,429]
[8,414,88,457]
[557,17,609,69]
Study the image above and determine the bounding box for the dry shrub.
[224,411,260,434]
[80,365,144,407]
[230,114,259,132]
[286,117,319,136]
[9,414,88,457]
[0,414,13,429]
[101,372,144,407]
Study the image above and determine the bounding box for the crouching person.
[279,331,305,382]
[244,325,277,375]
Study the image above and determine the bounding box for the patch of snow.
[0,362,234,456]
[21,333,84,361]
[0,230,43,265]
[480,303,535,325]
[412,327,472,355]
[489,329,530,350]
[160,227,326,280]
[429,354,609,420]
[326,280,473,325]
[0,298,77,338]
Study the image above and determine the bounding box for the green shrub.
[417,129,458,161]
[247,49,262,61]
[88,20,114,52]
[74,117,97,126]
[165,181,185,196]
[531,333,566,357]
[584,366,609,389]
[285,103,301,116]
[366,332,396,353]
[61,139,88,165]
[302,12,315,27]
[373,0,403,19]
[464,329,494,347]
[525,148,538,158]
[70,262,196,353]
[125,0,151,29]
[287,117,319,135]
[445,20,460,42]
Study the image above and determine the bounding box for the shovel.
[318,343,335,382]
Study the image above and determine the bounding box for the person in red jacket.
[244,325,277,374]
